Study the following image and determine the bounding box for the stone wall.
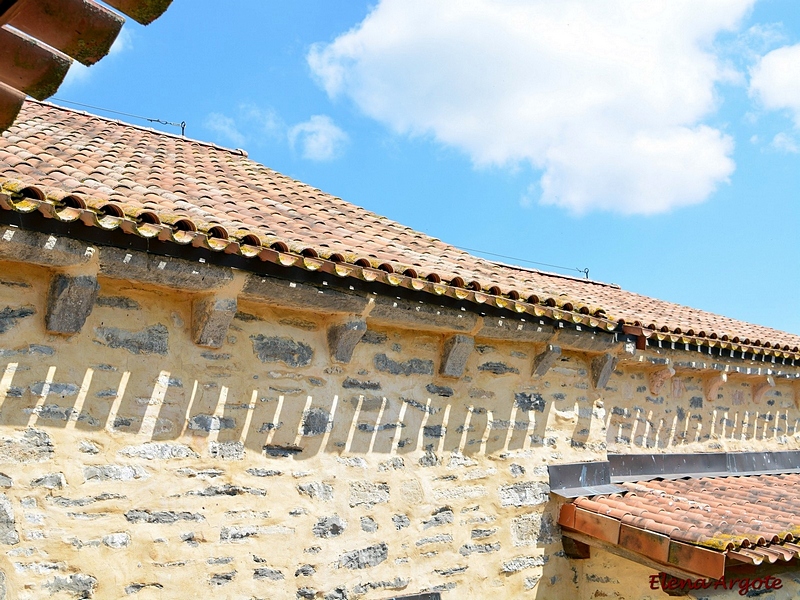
[0,258,796,599]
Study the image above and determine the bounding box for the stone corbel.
[439,334,474,378]
[191,295,237,348]
[531,344,562,377]
[753,375,775,404]
[648,365,675,396]
[703,372,727,403]
[590,353,617,390]
[46,273,99,334]
[327,318,367,363]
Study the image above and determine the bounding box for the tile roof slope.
[561,474,800,567]
[1,100,799,353]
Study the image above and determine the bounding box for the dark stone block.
[338,543,388,569]
[95,324,168,355]
[439,334,474,378]
[0,305,35,334]
[124,510,204,524]
[302,408,332,436]
[478,362,519,375]
[251,335,313,367]
[46,274,99,334]
[263,444,303,457]
[689,396,703,409]
[343,378,381,390]
[515,392,545,412]
[426,384,453,397]
[313,515,346,538]
[328,319,367,363]
[374,354,433,376]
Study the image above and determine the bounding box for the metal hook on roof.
[579,268,589,279]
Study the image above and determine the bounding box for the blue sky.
[55,0,799,335]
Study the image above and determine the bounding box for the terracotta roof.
[559,474,800,578]
[1,100,799,357]
[0,0,172,130]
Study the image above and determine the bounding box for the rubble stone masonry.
[0,255,797,599]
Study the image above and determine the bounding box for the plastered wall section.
[0,261,796,600]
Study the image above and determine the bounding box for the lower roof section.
[558,473,800,580]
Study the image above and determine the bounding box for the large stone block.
[369,295,478,332]
[100,246,233,291]
[328,319,367,363]
[242,275,368,314]
[439,334,474,378]
[45,274,99,334]
[192,296,237,348]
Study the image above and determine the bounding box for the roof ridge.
[26,98,249,157]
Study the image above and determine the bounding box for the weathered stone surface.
[416,534,453,546]
[477,318,555,343]
[125,583,163,594]
[263,444,302,458]
[242,275,369,314]
[46,274,99,334]
[0,305,35,334]
[352,578,409,594]
[188,484,265,497]
[192,296,237,348]
[295,564,316,577]
[84,465,149,482]
[553,327,616,352]
[125,510,205,524]
[298,482,333,501]
[209,571,237,585]
[118,443,198,460]
[392,514,410,530]
[0,473,10,488]
[189,415,235,432]
[439,334,474,378]
[94,324,169,355]
[102,532,131,548]
[342,377,381,390]
[209,441,245,460]
[423,507,454,529]
[253,567,284,580]
[515,392,546,413]
[369,295,478,332]
[477,361,519,375]
[426,383,453,397]
[338,543,388,569]
[48,493,125,507]
[251,335,313,367]
[360,516,378,532]
[374,354,433,376]
[0,494,19,545]
[501,555,548,573]
[349,481,389,507]
[44,574,98,598]
[591,353,617,389]
[246,468,281,477]
[328,319,367,363]
[531,345,562,377]
[0,229,94,267]
[459,542,500,556]
[313,515,347,538]
[100,247,233,291]
[31,472,65,489]
[302,408,332,436]
[499,482,550,507]
[0,429,54,464]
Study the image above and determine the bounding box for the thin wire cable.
[454,245,589,278]
[51,97,185,135]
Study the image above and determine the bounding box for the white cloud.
[750,43,800,126]
[308,0,754,215]
[203,113,246,146]
[771,132,799,153]
[288,115,348,161]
